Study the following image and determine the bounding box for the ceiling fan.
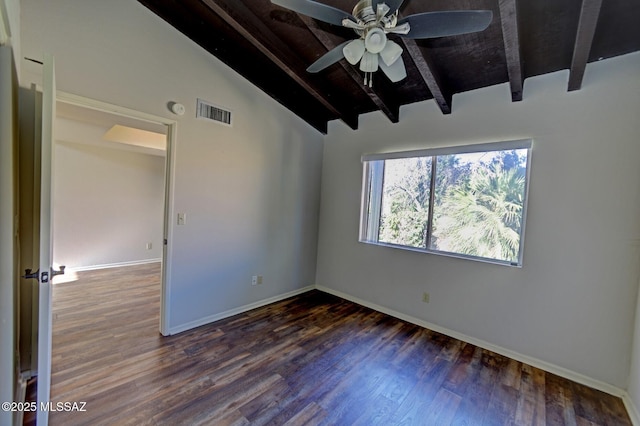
[271,0,493,86]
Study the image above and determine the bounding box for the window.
[360,140,532,266]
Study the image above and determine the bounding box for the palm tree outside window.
[360,140,532,266]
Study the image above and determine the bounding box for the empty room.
[1,0,639,425]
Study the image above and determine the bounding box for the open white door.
[35,53,61,426]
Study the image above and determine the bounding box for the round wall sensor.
[170,102,186,116]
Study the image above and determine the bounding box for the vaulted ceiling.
[138,0,640,133]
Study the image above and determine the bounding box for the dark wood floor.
[40,263,631,425]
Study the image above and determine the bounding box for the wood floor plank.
[423,388,462,425]
[450,350,504,426]
[515,364,546,426]
[442,342,479,393]
[388,357,453,425]
[21,263,631,426]
[282,402,327,426]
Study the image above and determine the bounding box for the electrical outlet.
[422,292,430,303]
[146,242,152,250]
[252,275,263,286]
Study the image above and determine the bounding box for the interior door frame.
[0,44,18,426]
[56,91,177,335]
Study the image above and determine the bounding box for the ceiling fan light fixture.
[360,51,379,72]
[364,27,387,53]
[379,40,402,66]
[343,39,366,65]
[379,56,407,82]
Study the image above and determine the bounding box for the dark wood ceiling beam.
[201,0,359,130]
[297,15,399,124]
[401,39,451,114]
[568,0,603,91]
[499,0,523,102]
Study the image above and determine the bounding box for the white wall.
[21,0,323,331]
[629,281,640,419]
[53,117,165,269]
[317,52,640,389]
[0,0,20,73]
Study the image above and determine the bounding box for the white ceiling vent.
[196,98,232,126]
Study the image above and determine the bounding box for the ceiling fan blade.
[398,10,493,39]
[379,56,407,82]
[307,41,350,73]
[271,0,354,26]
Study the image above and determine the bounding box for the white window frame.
[359,139,533,267]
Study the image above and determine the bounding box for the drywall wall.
[317,51,640,388]
[629,281,640,419]
[0,0,20,73]
[53,117,165,269]
[20,0,323,330]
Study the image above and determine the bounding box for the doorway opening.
[53,103,167,275]
[52,93,176,335]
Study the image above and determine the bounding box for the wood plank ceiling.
[138,0,640,133]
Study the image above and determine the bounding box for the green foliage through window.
[361,141,531,266]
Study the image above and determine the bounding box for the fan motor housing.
[352,0,377,24]
[351,0,399,38]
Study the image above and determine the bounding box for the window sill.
[359,239,523,268]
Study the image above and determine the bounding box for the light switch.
[177,213,186,225]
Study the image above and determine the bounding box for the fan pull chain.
[363,72,374,88]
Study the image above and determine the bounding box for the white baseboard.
[69,258,162,272]
[623,392,640,426]
[315,285,627,400]
[168,286,315,335]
